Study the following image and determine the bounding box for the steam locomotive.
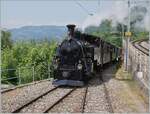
[52,24,121,86]
[52,24,94,86]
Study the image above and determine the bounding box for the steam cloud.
[82,1,128,30]
[82,0,149,31]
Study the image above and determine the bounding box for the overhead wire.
[98,0,100,13]
[74,0,93,16]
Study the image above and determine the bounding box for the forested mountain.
[8,25,67,41]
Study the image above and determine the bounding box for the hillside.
[8,25,67,41]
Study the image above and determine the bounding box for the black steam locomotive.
[52,24,94,86]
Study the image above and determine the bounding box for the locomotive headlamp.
[55,58,60,63]
[77,64,82,70]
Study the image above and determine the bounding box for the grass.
[115,65,133,81]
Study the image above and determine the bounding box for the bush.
[1,40,57,85]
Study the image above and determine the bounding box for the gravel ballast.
[49,88,86,113]
[20,88,73,113]
[2,64,148,113]
[84,75,112,113]
[2,80,54,113]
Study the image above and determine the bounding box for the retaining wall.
[128,41,149,100]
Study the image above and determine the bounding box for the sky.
[1,0,148,30]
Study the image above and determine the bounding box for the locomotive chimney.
[67,24,76,38]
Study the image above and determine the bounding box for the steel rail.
[99,71,114,113]
[1,79,51,94]
[44,88,76,113]
[12,86,58,113]
[138,41,149,52]
[81,86,88,113]
[102,81,114,113]
[132,40,149,56]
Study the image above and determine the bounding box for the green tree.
[98,19,112,33]
[84,19,122,47]
[2,39,57,85]
[116,22,127,33]
[84,26,98,34]
[1,30,13,50]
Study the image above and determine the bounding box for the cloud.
[81,1,128,30]
[81,13,110,30]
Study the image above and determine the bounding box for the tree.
[1,30,13,50]
[98,19,112,33]
[84,26,98,34]
[116,22,127,33]
[84,19,122,47]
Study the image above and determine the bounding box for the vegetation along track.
[133,39,149,56]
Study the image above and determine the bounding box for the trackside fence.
[1,63,53,89]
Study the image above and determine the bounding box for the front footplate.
[52,79,84,86]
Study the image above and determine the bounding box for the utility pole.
[98,0,100,14]
[122,23,125,63]
[124,0,131,71]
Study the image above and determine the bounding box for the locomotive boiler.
[52,24,94,86]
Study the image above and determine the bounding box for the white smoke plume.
[132,0,150,31]
[81,0,150,32]
[81,1,128,30]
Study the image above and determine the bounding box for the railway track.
[2,81,114,113]
[81,87,88,113]
[1,79,51,93]
[12,86,76,113]
[2,63,148,113]
[2,73,113,113]
[83,70,114,113]
[100,75,114,113]
[139,40,149,53]
[132,39,149,56]
[2,80,88,113]
[44,88,76,113]
[3,79,107,113]
[46,75,113,113]
[47,87,88,113]
[13,86,89,113]
[12,86,59,113]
